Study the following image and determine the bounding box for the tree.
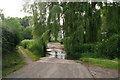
[48,3,62,41]
[61,2,102,59]
[23,26,33,39]
[2,17,24,54]
[20,16,33,28]
[31,2,50,57]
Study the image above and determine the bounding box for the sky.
[0,0,30,18]
[0,0,113,18]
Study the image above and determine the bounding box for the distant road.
[47,43,64,49]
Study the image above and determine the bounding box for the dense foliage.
[20,39,42,57]
[61,2,119,60]
[23,26,33,39]
[26,2,119,60]
[1,17,26,77]
[2,18,24,54]
[98,34,119,59]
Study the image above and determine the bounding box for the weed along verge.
[19,46,40,61]
[2,48,26,77]
[80,58,119,69]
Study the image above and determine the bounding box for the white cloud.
[0,0,30,18]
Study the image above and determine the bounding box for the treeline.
[1,12,33,76]
[23,2,120,60]
[2,16,33,55]
[62,2,120,60]
[2,2,119,66]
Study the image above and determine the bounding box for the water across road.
[47,43,66,59]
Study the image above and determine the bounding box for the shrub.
[20,39,34,48]
[2,27,21,54]
[64,37,97,59]
[27,41,43,57]
[81,34,119,59]
[20,39,44,57]
[82,43,96,53]
[98,34,119,59]
[81,43,101,58]
[64,34,119,60]
[67,52,81,60]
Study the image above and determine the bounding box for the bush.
[64,37,97,59]
[20,39,44,57]
[20,39,34,48]
[82,43,96,53]
[64,37,84,59]
[64,34,119,60]
[27,41,43,57]
[66,42,99,59]
[81,34,119,59]
[2,27,21,54]
[81,43,103,58]
[98,34,119,59]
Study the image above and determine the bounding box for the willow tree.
[62,2,101,43]
[48,3,62,41]
[31,2,49,56]
[84,2,101,43]
[61,2,102,59]
[98,2,120,41]
[105,2,120,36]
[61,2,86,59]
[24,2,62,56]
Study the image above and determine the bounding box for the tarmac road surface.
[6,57,93,78]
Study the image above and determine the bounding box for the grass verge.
[2,48,26,77]
[19,46,40,61]
[79,57,119,69]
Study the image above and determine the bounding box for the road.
[6,57,93,78]
[5,43,118,78]
[6,43,93,78]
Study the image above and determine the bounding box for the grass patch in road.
[80,57,119,69]
[2,48,26,77]
[19,46,40,61]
